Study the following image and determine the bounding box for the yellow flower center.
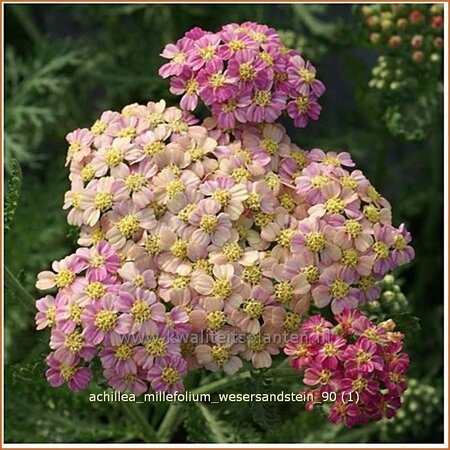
[242,299,264,319]
[55,269,75,288]
[68,142,81,156]
[185,78,199,95]
[253,90,272,107]
[69,304,83,325]
[172,52,186,64]
[211,278,232,298]
[319,370,331,384]
[254,212,273,227]
[133,274,145,288]
[178,203,197,222]
[242,266,263,284]
[181,341,196,357]
[330,279,351,300]
[125,174,146,192]
[206,311,227,331]
[105,148,124,168]
[341,249,359,268]
[311,175,329,188]
[372,241,390,259]
[264,172,280,188]
[86,281,106,300]
[209,72,226,88]
[367,185,381,203]
[261,138,278,155]
[222,100,237,113]
[222,242,244,262]
[81,164,95,182]
[94,192,113,211]
[115,343,134,360]
[211,345,231,364]
[323,342,338,356]
[292,151,308,168]
[301,265,320,284]
[161,367,180,384]
[166,179,185,199]
[284,311,302,333]
[189,146,205,161]
[352,376,368,392]
[340,175,358,190]
[91,119,107,135]
[118,127,137,138]
[355,349,371,364]
[345,220,363,238]
[193,258,213,274]
[295,96,309,112]
[229,39,247,51]
[173,275,190,289]
[363,205,380,223]
[95,310,117,331]
[145,337,167,356]
[169,120,188,133]
[199,45,216,60]
[322,155,341,167]
[64,331,84,353]
[247,333,266,352]
[259,51,273,66]
[250,31,267,43]
[145,235,162,256]
[275,281,294,304]
[117,214,140,238]
[231,167,251,183]
[245,192,262,210]
[46,306,56,327]
[60,365,76,381]
[91,228,106,244]
[393,235,407,250]
[239,62,256,81]
[146,112,164,127]
[325,196,345,214]
[213,189,232,206]
[170,239,188,259]
[130,300,151,322]
[144,141,165,155]
[89,255,105,268]
[277,229,295,248]
[305,231,326,252]
[299,68,315,84]
[358,275,376,292]
[200,214,219,233]
[279,194,296,213]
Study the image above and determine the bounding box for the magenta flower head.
[286,309,410,428]
[158,22,326,129]
[46,352,92,392]
[147,355,188,393]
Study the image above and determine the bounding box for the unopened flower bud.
[370,32,381,44]
[384,274,395,285]
[380,319,396,331]
[367,15,380,27]
[390,82,400,90]
[431,4,443,14]
[412,50,424,62]
[409,10,424,24]
[434,37,443,48]
[430,53,440,63]
[361,5,372,16]
[381,12,393,20]
[389,35,402,48]
[381,19,393,30]
[397,18,408,29]
[411,35,423,48]
[431,15,443,29]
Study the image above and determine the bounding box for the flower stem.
[122,402,158,442]
[4,265,35,312]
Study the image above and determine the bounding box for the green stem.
[4,266,35,312]
[121,402,158,442]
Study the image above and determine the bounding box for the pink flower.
[246,82,286,123]
[35,295,57,330]
[104,367,148,395]
[46,352,92,392]
[370,223,396,276]
[116,288,166,336]
[76,240,121,281]
[65,128,94,166]
[159,37,193,78]
[287,55,325,97]
[81,294,129,345]
[342,338,384,374]
[197,59,236,105]
[312,266,359,314]
[287,94,321,128]
[36,255,84,292]
[147,355,188,393]
[134,331,181,370]
[391,223,415,266]
[99,341,138,376]
[50,328,96,364]
[328,400,360,428]
[170,68,200,111]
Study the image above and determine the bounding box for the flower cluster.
[158,22,325,129]
[285,309,410,427]
[34,23,414,414]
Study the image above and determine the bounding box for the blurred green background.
[4,4,444,444]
